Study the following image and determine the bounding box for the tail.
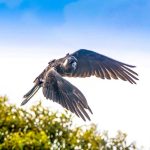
[21,84,41,106]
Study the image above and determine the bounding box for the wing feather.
[103,65,118,79]
[42,68,92,121]
[96,64,105,79]
[68,49,138,84]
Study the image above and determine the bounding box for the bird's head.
[62,55,78,73]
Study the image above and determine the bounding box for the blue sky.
[0,0,150,28]
[0,0,76,25]
[0,0,150,148]
[0,0,150,57]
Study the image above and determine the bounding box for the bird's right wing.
[42,68,92,121]
[69,49,139,84]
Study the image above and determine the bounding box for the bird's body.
[21,49,139,121]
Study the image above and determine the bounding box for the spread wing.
[69,49,138,84]
[42,68,92,121]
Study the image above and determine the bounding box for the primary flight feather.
[21,49,139,121]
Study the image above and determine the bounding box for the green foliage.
[0,96,136,150]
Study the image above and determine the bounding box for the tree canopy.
[0,96,136,150]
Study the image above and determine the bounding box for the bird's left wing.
[42,68,92,121]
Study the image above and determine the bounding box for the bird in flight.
[21,49,138,121]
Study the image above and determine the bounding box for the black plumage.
[21,49,139,121]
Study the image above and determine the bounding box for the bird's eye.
[69,60,73,64]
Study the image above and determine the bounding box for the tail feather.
[21,85,40,106]
[23,84,38,98]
